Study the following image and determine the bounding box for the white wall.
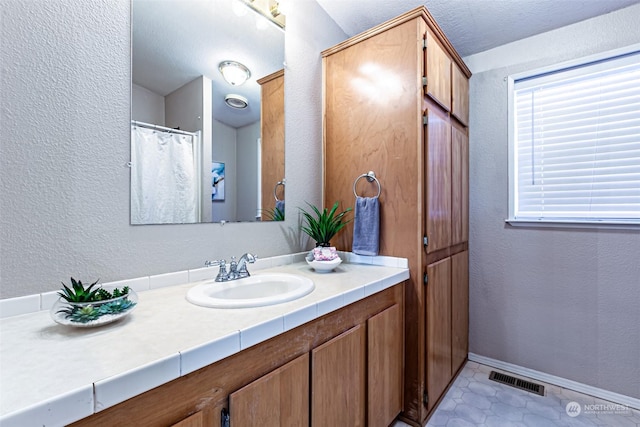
[200,77,213,224]
[132,83,165,125]
[165,76,205,133]
[236,121,261,222]
[0,0,347,298]
[212,119,237,222]
[209,119,261,223]
[465,4,640,399]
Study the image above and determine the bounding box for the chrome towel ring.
[353,171,381,198]
[274,180,285,201]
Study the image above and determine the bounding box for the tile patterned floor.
[393,361,640,427]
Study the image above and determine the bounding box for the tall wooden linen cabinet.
[322,7,470,425]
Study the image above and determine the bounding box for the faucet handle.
[205,259,226,268]
[211,259,228,282]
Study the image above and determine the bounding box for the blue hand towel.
[275,200,285,215]
[352,196,380,256]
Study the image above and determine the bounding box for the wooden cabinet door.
[451,65,469,126]
[323,18,422,253]
[229,353,309,427]
[426,257,452,411]
[312,324,365,426]
[424,30,451,111]
[425,108,452,253]
[368,303,403,427]
[171,411,205,427]
[451,250,469,375]
[451,125,469,245]
[258,69,285,219]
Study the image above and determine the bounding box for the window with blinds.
[510,51,640,225]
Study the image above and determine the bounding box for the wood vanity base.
[70,283,404,427]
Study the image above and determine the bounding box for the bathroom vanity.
[0,256,408,427]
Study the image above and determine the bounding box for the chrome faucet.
[205,253,257,282]
[236,253,257,276]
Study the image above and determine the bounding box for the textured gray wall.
[0,0,347,298]
[465,4,640,399]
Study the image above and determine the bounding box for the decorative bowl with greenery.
[50,278,137,328]
[300,201,352,247]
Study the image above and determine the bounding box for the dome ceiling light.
[219,61,251,86]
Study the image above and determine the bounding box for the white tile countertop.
[0,253,409,427]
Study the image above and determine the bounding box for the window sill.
[505,219,640,231]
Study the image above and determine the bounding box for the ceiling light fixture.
[225,94,249,109]
[270,2,281,17]
[237,0,285,29]
[219,61,251,86]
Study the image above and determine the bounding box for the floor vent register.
[489,371,545,396]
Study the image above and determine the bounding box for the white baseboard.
[468,353,640,411]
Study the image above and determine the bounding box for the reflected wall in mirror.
[131,0,285,224]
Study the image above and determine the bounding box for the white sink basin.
[186,273,315,308]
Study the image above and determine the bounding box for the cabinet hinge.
[423,391,429,405]
[221,408,230,427]
[422,76,428,87]
[423,236,429,246]
[423,115,428,126]
[424,273,428,284]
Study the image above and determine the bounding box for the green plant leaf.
[58,277,102,303]
[299,201,352,246]
[261,207,285,221]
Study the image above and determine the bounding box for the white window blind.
[512,52,640,224]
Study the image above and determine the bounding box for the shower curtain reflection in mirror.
[130,123,202,224]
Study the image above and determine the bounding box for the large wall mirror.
[131,0,285,224]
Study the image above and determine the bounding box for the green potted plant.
[300,201,351,273]
[299,201,352,247]
[51,277,137,327]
